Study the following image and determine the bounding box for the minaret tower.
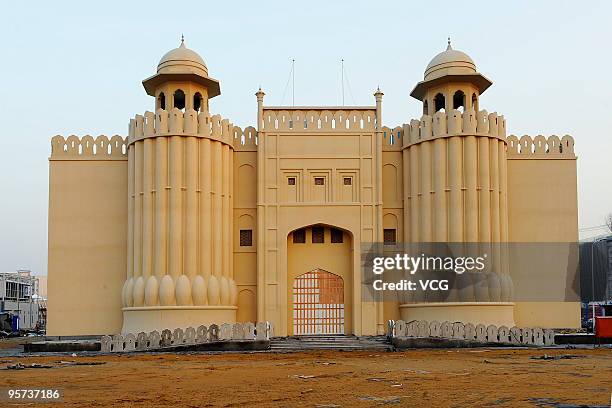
[400,39,514,326]
[121,38,237,333]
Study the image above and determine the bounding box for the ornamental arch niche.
[286,224,353,335]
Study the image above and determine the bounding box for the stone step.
[269,335,391,351]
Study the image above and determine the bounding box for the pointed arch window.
[194,92,203,112]
[434,93,445,112]
[174,89,185,110]
[453,90,466,111]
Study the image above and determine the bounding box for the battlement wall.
[50,135,128,160]
[382,126,404,151]
[48,140,127,335]
[381,109,507,151]
[507,135,575,159]
[128,108,256,150]
[262,108,376,132]
[234,126,257,151]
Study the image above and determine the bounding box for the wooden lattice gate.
[292,269,344,335]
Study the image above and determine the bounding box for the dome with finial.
[410,38,491,101]
[157,36,208,76]
[142,36,220,98]
[424,38,477,81]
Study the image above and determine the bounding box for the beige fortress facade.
[47,40,579,336]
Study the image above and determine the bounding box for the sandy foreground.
[0,347,610,407]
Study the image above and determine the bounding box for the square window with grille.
[343,177,352,186]
[312,226,325,243]
[240,229,252,246]
[293,228,306,243]
[384,229,396,245]
[314,177,324,185]
[331,228,343,243]
[288,177,296,185]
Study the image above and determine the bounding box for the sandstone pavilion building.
[48,39,579,337]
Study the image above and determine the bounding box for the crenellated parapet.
[506,135,575,159]
[382,126,404,151]
[50,135,127,160]
[128,108,244,148]
[233,126,258,151]
[262,108,376,132]
[400,109,506,148]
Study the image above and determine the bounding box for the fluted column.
[499,140,510,279]
[490,139,501,279]
[154,137,168,281]
[228,147,234,280]
[199,138,212,278]
[142,138,155,280]
[464,136,478,242]
[123,106,240,332]
[433,138,447,241]
[184,136,198,279]
[212,141,223,278]
[409,144,420,242]
[499,140,508,243]
[478,137,491,242]
[398,108,513,320]
[222,143,230,278]
[168,135,183,281]
[125,145,135,306]
[133,141,144,279]
[402,147,411,243]
[448,136,463,241]
[420,142,432,241]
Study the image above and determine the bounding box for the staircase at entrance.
[269,335,391,351]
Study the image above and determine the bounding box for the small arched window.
[173,89,186,110]
[434,93,445,112]
[472,93,478,112]
[193,92,203,112]
[158,92,166,110]
[453,90,465,112]
[423,100,429,115]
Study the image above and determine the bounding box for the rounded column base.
[399,302,515,327]
[121,306,237,334]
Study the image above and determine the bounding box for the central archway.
[293,269,344,335]
[287,225,353,335]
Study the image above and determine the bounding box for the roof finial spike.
[180,34,185,47]
[447,36,452,50]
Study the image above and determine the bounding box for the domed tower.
[400,40,514,326]
[122,38,237,333]
[143,37,220,113]
[412,39,491,117]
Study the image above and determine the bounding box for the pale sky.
[1,1,610,275]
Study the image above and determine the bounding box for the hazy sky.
[1,1,610,275]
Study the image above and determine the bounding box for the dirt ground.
[0,347,610,407]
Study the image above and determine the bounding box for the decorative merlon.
[50,135,127,160]
[261,108,377,132]
[381,109,506,151]
[127,108,256,150]
[507,134,575,159]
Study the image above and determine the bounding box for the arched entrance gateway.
[293,269,344,335]
[287,225,353,335]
